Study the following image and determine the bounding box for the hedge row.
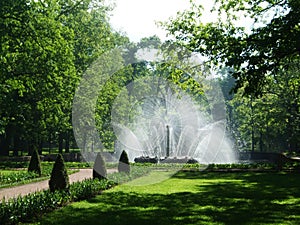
[0,166,149,225]
[0,172,39,187]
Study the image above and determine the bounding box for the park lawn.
[26,171,300,225]
[0,164,80,188]
[0,170,44,188]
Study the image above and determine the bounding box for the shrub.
[134,156,158,163]
[28,147,42,176]
[118,150,130,173]
[93,152,107,180]
[0,166,150,225]
[0,171,39,187]
[49,154,69,192]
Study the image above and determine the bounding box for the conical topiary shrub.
[28,147,42,176]
[118,150,130,173]
[93,152,107,180]
[49,154,69,192]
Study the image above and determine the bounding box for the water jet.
[166,125,170,158]
[112,76,237,164]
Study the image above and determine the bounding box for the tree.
[49,154,69,192]
[93,152,107,180]
[224,58,300,153]
[75,35,210,155]
[118,150,130,173]
[0,0,126,156]
[54,0,126,154]
[163,0,300,95]
[28,147,42,176]
[0,0,76,155]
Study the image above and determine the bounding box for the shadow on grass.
[36,171,300,225]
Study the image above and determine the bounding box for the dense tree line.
[0,0,126,156]
[3,0,298,157]
[0,0,206,157]
[218,59,300,153]
[164,0,300,153]
[93,36,206,151]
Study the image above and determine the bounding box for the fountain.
[72,46,237,170]
[111,76,237,164]
[166,125,170,158]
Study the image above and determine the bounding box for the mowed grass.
[26,171,300,225]
[0,162,84,188]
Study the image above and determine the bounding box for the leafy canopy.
[163,0,300,95]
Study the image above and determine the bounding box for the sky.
[109,0,214,42]
[108,0,259,43]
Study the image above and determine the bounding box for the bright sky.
[109,0,213,42]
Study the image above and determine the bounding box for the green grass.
[5,149,82,156]
[0,161,91,170]
[0,162,83,189]
[24,171,300,225]
[0,170,40,187]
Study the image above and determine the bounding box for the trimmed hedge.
[49,154,69,192]
[0,166,150,225]
[28,148,42,176]
[118,150,130,173]
[93,152,107,180]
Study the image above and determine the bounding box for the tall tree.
[225,58,300,152]
[163,0,300,95]
[0,0,76,155]
[0,0,124,156]
[163,0,300,153]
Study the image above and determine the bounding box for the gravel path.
[0,169,116,201]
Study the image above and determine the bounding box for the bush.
[0,166,150,225]
[118,150,130,173]
[0,171,39,187]
[49,154,69,192]
[93,152,107,180]
[134,156,158,163]
[28,147,42,176]
[0,180,106,225]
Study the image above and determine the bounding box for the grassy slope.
[27,171,300,225]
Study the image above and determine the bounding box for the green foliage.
[28,148,42,176]
[0,161,29,170]
[0,163,79,189]
[93,152,107,180]
[206,163,277,170]
[64,162,91,169]
[164,0,300,95]
[0,171,39,187]
[0,0,126,156]
[0,161,90,171]
[25,171,300,225]
[118,150,130,173]
[109,165,151,184]
[49,154,69,192]
[0,166,150,225]
[0,179,110,225]
[224,58,300,152]
[0,0,78,154]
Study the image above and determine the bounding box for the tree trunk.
[65,131,70,153]
[58,133,63,154]
[250,96,255,152]
[28,143,38,156]
[48,133,52,154]
[0,136,10,156]
[38,141,43,155]
[12,136,19,156]
[259,132,263,152]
